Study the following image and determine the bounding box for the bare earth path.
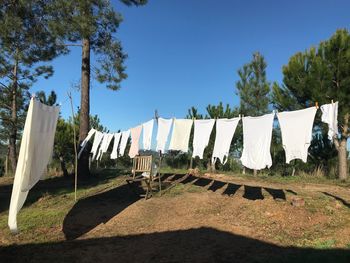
[1,172,350,262]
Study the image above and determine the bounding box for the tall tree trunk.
[335,113,349,181]
[59,156,69,177]
[78,38,91,177]
[9,59,18,173]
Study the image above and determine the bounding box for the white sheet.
[8,98,60,232]
[119,130,130,156]
[90,131,104,161]
[192,119,215,159]
[240,113,274,170]
[321,102,338,142]
[277,107,317,163]
[212,117,240,164]
[156,118,173,153]
[142,119,154,150]
[169,119,193,153]
[110,133,122,159]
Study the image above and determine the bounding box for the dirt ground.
[1,172,350,262]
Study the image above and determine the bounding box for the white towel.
[110,133,122,159]
[321,102,338,142]
[156,118,173,153]
[91,131,104,161]
[8,98,60,232]
[119,130,130,156]
[277,107,317,164]
[240,113,274,170]
[169,119,193,153]
[142,119,154,150]
[192,119,215,159]
[97,133,114,160]
[212,117,240,165]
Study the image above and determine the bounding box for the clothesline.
[80,102,338,171]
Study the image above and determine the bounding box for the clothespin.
[315,102,319,109]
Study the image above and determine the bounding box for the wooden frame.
[126,155,162,199]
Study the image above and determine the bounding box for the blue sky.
[33,0,350,132]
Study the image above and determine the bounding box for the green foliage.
[49,0,147,90]
[272,29,350,178]
[236,52,271,116]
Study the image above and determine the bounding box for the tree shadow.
[63,183,142,240]
[1,227,349,263]
[0,169,125,214]
[322,192,350,209]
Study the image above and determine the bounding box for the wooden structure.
[126,155,162,199]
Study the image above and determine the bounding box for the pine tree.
[0,1,66,173]
[50,0,147,177]
[236,52,271,116]
[272,29,350,180]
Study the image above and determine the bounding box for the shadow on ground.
[166,174,289,201]
[1,227,349,263]
[0,169,126,214]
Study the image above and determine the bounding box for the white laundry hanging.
[156,118,173,153]
[96,133,114,160]
[169,119,193,153]
[110,133,122,159]
[321,102,338,142]
[119,130,130,156]
[129,125,142,158]
[91,131,104,161]
[8,98,60,232]
[192,119,215,159]
[142,119,154,150]
[277,107,317,164]
[78,128,96,159]
[240,113,275,170]
[212,117,240,165]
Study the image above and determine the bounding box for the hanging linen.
[8,98,60,232]
[169,119,193,153]
[277,107,317,164]
[212,117,240,165]
[78,128,96,158]
[129,125,142,158]
[142,119,154,150]
[110,133,122,159]
[240,113,274,170]
[96,133,114,160]
[192,119,215,159]
[321,102,338,142]
[156,118,173,153]
[119,130,131,156]
[90,131,104,161]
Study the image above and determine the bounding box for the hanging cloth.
[110,132,122,159]
[142,119,154,150]
[277,107,317,164]
[321,102,338,142]
[119,130,131,156]
[240,113,274,170]
[90,131,104,161]
[129,125,142,158]
[156,118,173,153]
[192,119,215,159]
[96,133,114,160]
[78,128,96,159]
[212,117,240,165]
[8,98,60,232]
[169,119,193,153]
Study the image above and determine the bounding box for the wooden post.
[68,92,78,202]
